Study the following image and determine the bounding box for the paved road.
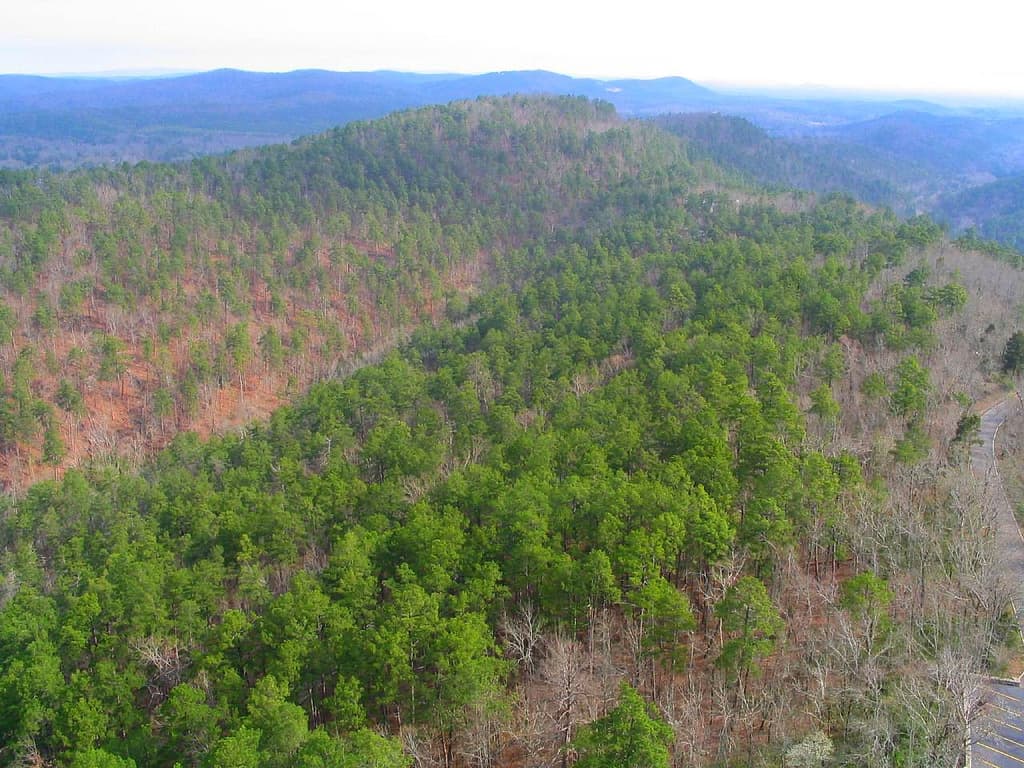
[972,399,1024,631]
[972,398,1024,766]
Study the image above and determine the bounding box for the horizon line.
[3,66,1024,105]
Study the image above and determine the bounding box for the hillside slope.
[655,113,924,212]
[0,96,696,487]
[14,68,1024,255]
[658,110,1024,251]
[825,110,1024,177]
[935,173,1024,250]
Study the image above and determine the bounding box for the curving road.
[972,397,1024,767]
[972,398,1024,633]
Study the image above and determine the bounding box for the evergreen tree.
[572,682,672,768]
[1003,330,1024,374]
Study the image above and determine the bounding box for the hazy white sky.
[3,0,1023,97]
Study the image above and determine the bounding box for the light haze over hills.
[5,67,1024,249]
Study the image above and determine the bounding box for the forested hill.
[935,173,1024,251]
[13,66,1024,252]
[654,113,924,212]
[2,94,1022,768]
[655,111,1024,254]
[0,96,694,486]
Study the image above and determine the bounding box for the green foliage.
[153,388,175,425]
[41,420,65,468]
[890,357,930,419]
[955,229,1024,266]
[206,725,262,768]
[0,301,15,344]
[629,574,696,669]
[656,114,910,213]
[572,682,672,768]
[952,412,981,448]
[67,749,137,768]
[861,371,887,399]
[0,96,974,768]
[714,576,784,679]
[892,422,931,464]
[225,323,252,378]
[838,571,894,662]
[898,215,943,248]
[296,729,410,768]
[159,685,220,765]
[244,676,309,767]
[820,343,846,384]
[840,571,892,618]
[96,334,127,385]
[926,281,967,313]
[259,326,285,370]
[56,379,85,415]
[32,297,57,335]
[1003,331,1024,374]
[809,383,840,424]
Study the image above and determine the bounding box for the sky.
[3,0,1024,98]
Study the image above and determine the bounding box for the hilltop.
[9,68,1024,254]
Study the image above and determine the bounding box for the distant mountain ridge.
[822,110,1024,176]
[934,173,1024,250]
[655,113,921,212]
[0,67,973,169]
[0,68,721,167]
[0,68,719,112]
[7,67,1024,253]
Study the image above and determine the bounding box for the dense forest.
[654,114,918,212]
[0,96,693,486]
[9,67,1024,254]
[657,111,1024,252]
[936,174,1024,251]
[0,96,1022,767]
